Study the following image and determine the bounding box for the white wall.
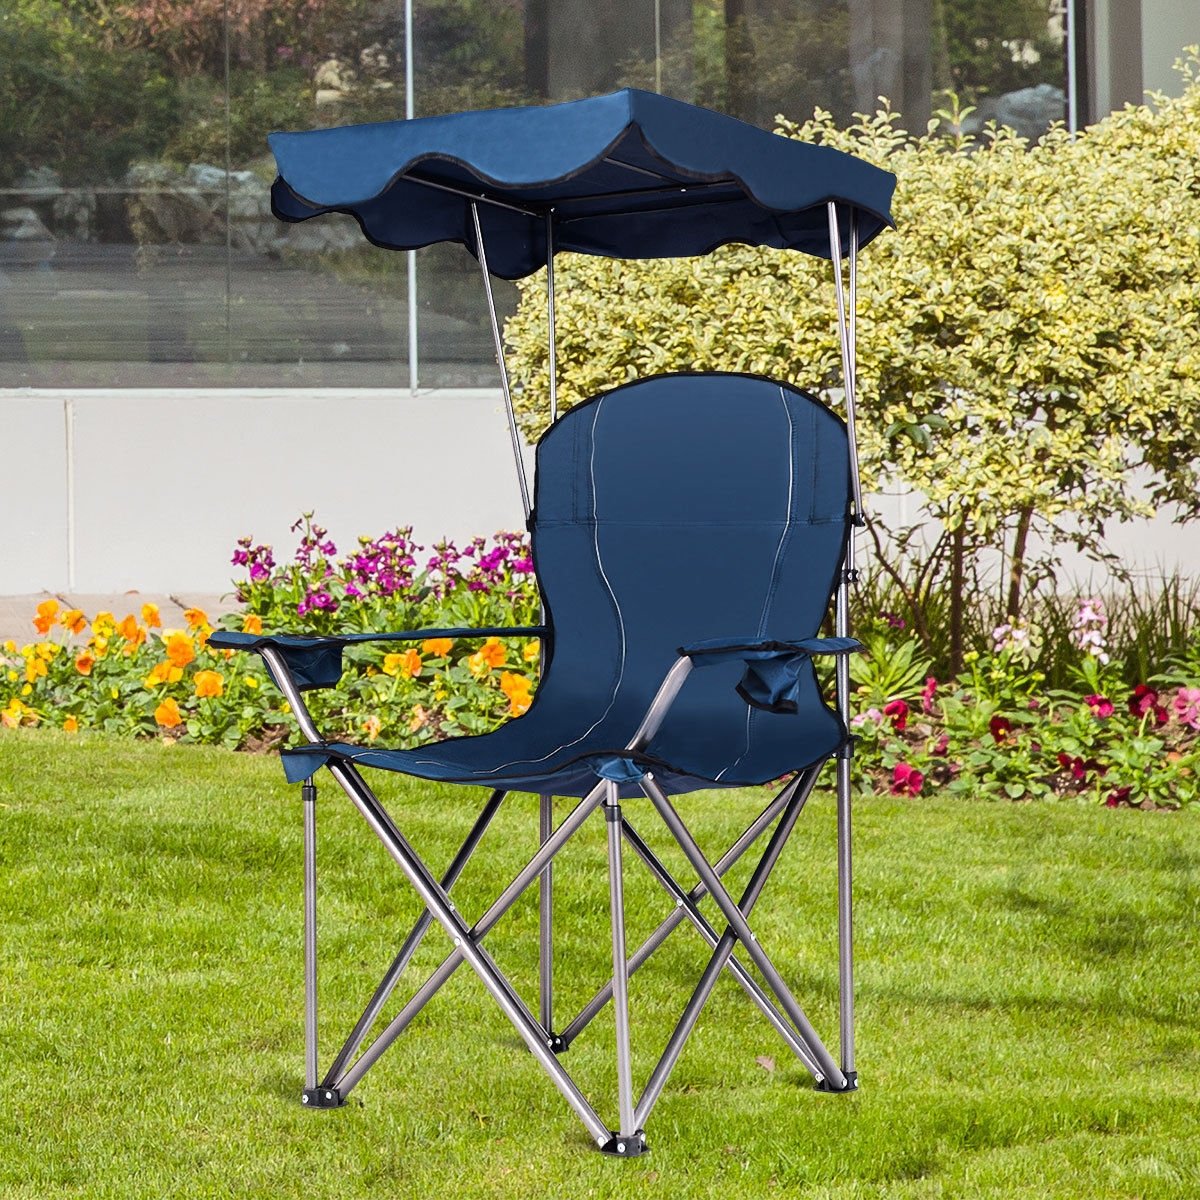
[1141,0,1200,96]
[0,388,528,594]
[1,387,1197,595]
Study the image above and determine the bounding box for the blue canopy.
[270,88,895,279]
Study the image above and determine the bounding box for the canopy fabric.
[269,88,895,278]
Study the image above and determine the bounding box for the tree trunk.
[950,521,965,673]
[1006,504,1034,622]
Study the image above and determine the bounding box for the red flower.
[1085,694,1114,719]
[1105,787,1132,808]
[921,676,938,714]
[931,733,949,757]
[890,761,925,797]
[1056,752,1104,784]
[883,698,909,732]
[989,715,1012,744]
[1128,684,1168,726]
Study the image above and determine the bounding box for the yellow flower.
[20,683,32,697]
[144,661,183,688]
[141,603,162,629]
[523,641,541,663]
[194,670,223,699]
[75,652,95,676]
[362,715,382,741]
[32,599,58,635]
[422,637,454,657]
[383,650,422,678]
[183,607,210,630]
[382,653,405,677]
[92,635,109,657]
[2,639,15,654]
[6,671,16,683]
[60,608,87,635]
[92,612,115,637]
[24,657,47,683]
[35,642,59,661]
[499,671,534,717]
[244,675,259,689]
[2,697,29,728]
[165,632,195,669]
[63,716,79,733]
[154,697,183,728]
[242,613,263,635]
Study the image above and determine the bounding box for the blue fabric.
[273,372,853,797]
[681,636,863,714]
[208,627,545,691]
[269,89,895,278]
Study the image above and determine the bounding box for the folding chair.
[209,87,896,1155]
[213,370,863,1152]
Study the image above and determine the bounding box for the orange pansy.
[242,613,263,635]
[194,669,223,698]
[183,607,210,630]
[165,632,195,669]
[141,603,162,629]
[60,609,88,635]
[499,671,534,717]
[75,652,95,676]
[117,615,146,654]
[33,599,58,635]
[154,697,183,728]
[63,716,79,733]
[422,638,454,657]
[144,661,183,688]
[362,715,382,741]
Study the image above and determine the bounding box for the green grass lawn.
[1,730,1197,1199]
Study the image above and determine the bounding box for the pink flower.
[921,676,937,714]
[1173,687,1200,730]
[1085,694,1114,720]
[883,699,909,732]
[890,761,925,797]
[930,733,949,757]
[850,707,883,728]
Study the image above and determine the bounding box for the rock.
[963,83,1066,143]
[282,215,365,255]
[1,207,54,242]
[184,162,227,192]
[359,42,390,76]
[314,58,352,91]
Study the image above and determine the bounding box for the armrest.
[208,626,546,691]
[678,635,862,714]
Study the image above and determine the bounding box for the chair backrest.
[529,372,851,785]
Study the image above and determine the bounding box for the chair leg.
[320,789,505,1090]
[600,784,646,1156]
[300,778,340,1108]
[558,779,798,1048]
[641,772,848,1093]
[538,794,559,1047]
[832,747,857,1089]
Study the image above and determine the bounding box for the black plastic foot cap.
[816,1070,858,1094]
[600,1132,649,1157]
[301,1086,345,1108]
[548,1033,567,1054]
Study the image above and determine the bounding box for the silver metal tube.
[303,780,318,1091]
[605,786,637,1136]
[327,762,610,1145]
[628,656,693,750]
[633,766,823,1126]
[643,774,846,1089]
[472,202,530,517]
[260,647,322,744]
[322,789,505,1088]
[559,777,796,1046]
[828,202,863,519]
[836,754,855,1075]
[336,781,607,1094]
[539,793,554,1035]
[546,214,558,425]
[619,814,821,1077]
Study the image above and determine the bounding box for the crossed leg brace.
[294,754,855,1154]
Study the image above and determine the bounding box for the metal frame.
[264,638,854,1152]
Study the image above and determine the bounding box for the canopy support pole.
[828,200,859,1086]
[472,201,531,518]
[546,213,558,425]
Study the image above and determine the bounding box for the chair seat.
[282,689,845,797]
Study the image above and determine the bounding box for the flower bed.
[2,519,1197,809]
